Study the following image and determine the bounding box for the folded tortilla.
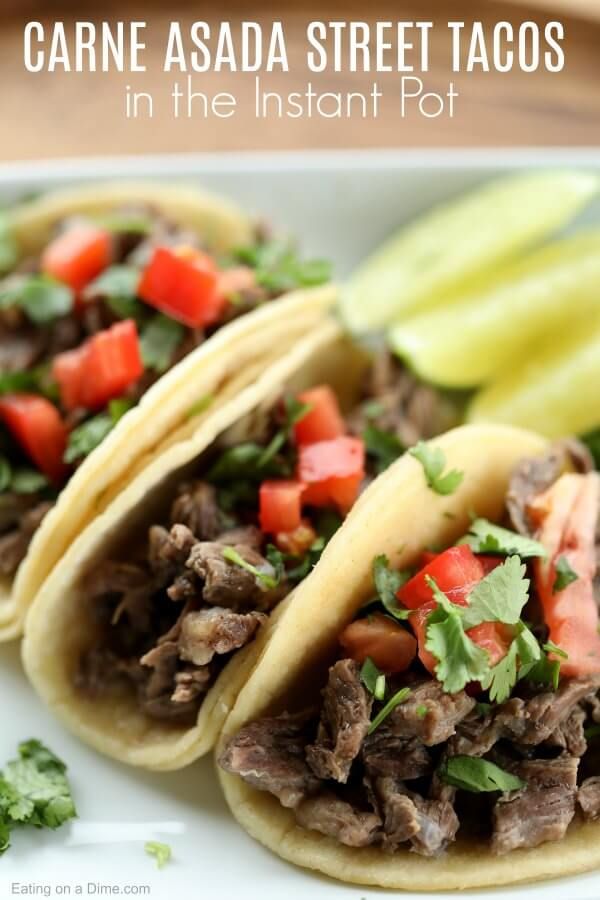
[1,182,335,640]
[22,319,369,769]
[215,425,600,891]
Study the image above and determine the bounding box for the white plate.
[2,149,600,900]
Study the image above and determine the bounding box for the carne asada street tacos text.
[22,320,457,769]
[217,426,600,890]
[0,181,334,640]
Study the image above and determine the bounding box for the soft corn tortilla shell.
[216,424,600,890]
[0,181,335,639]
[22,320,369,769]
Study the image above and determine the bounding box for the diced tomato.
[398,545,485,610]
[52,345,88,410]
[52,320,143,411]
[297,436,365,514]
[274,520,316,556]
[466,621,513,667]
[478,555,504,576]
[293,386,345,446]
[138,246,226,328]
[340,613,417,674]
[409,601,438,674]
[532,472,600,676]
[41,224,111,292]
[259,480,304,534]
[420,550,438,567]
[0,394,67,483]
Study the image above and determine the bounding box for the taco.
[0,181,334,639]
[218,426,600,890]
[21,318,460,770]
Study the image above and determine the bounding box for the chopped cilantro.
[553,556,578,593]
[0,371,41,396]
[0,456,10,491]
[360,657,385,699]
[222,546,277,590]
[481,623,541,703]
[94,214,152,235]
[236,240,331,293]
[140,314,185,373]
[585,725,600,740]
[0,275,73,324]
[368,687,411,735]
[258,396,311,468]
[85,265,144,321]
[424,578,489,693]
[409,441,464,496]
[415,705,428,719]
[476,702,493,717]
[460,556,530,629]
[543,641,568,659]
[439,756,525,793]
[64,399,133,464]
[582,430,600,469]
[363,425,404,473]
[372,554,411,620]
[461,518,546,559]
[10,468,49,494]
[144,841,171,869]
[0,739,76,853]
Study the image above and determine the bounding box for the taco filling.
[74,352,458,726]
[0,208,330,576]
[220,441,600,857]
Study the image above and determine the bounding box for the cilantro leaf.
[372,554,411,620]
[363,425,404,473]
[10,468,49,494]
[222,546,277,590]
[0,739,76,848]
[258,396,310,469]
[140,314,185,373]
[543,640,568,660]
[425,577,490,693]
[0,371,41,396]
[553,556,578,593]
[237,240,331,293]
[360,657,386,700]
[582,429,600,470]
[461,556,530,629]
[85,265,144,322]
[0,275,73,324]
[145,840,171,869]
[63,400,133,464]
[415,704,428,719]
[439,756,525,793]
[186,394,214,420]
[368,687,411,734]
[409,441,464,496]
[94,214,152,235]
[481,623,541,703]
[461,518,546,559]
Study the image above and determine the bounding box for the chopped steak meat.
[219,712,321,809]
[362,729,432,780]
[186,541,278,610]
[491,756,578,855]
[371,776,459,855]
[177,607,266,666]
[545,705,587,757]
[147,524,196,579]
[385,681,475,746]
[578,776,600,821]
[306,659,372,783]
[169,481,223,540]
[295,792,381,848]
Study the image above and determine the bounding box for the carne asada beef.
[362,729,433,780]
[177,607,266,667]
[220,712,321,808]
[169,481,223,540]
[295,792,382,848]
[578,776,600,821]
[346,348,458,449]
[385,681,475,746]
[370,776,459,855]
[306,659,372,783]
[187,542,279,611]
[491,756,578,854]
